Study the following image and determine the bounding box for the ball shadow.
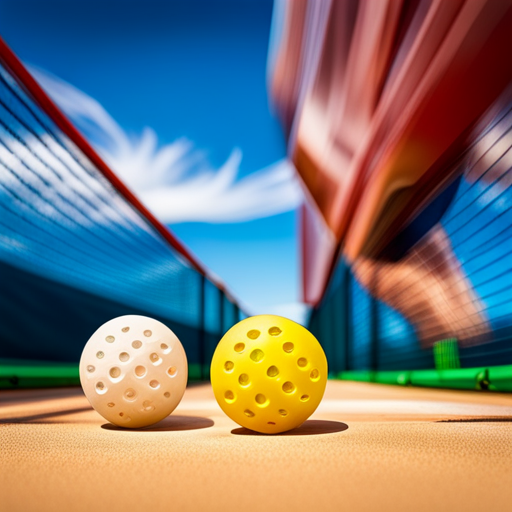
[231,419,349,436]
[101,415,214,432]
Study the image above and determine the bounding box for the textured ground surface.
[1,381,512,512]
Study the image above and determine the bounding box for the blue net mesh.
[349,275,372,371]
[377,302,431,371]
[0,58,242,374]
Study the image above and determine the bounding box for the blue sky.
[0,0,306,320]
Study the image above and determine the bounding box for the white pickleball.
[79,315,188,428]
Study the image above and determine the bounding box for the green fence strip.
[0,360,208,389]
[375,371,411,386]
[337,365,512,392]
[487,366,512,392]
[337,370,375,382]
[410,368,483,390]
[187,363,202,382]
[2,360,511,392]
[0,361,80,389]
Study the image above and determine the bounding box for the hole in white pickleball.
[135,365,146,378]
[142,400,155,412]
[124,388,137,401]
[96,382,107,394]
[150,353,162,365]
[109,367,121,379]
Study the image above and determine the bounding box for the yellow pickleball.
[211,315,328,434]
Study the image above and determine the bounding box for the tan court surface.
[1,381,512,512]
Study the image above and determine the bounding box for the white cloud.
[29,66,303,224]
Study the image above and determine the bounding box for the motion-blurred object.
[353,226,490,348]
[269,0,512,384]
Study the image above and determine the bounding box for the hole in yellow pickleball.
[255,393,267,406]
[239,373,250,386]
[282,381,295,394]
[267,366,279,377]
[268,326,282,336]
[234,343,245,353]
[250,349,264,362]
[283,342,294,353]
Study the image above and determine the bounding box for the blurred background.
[0,0,306,322]
[1,0,512,391]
